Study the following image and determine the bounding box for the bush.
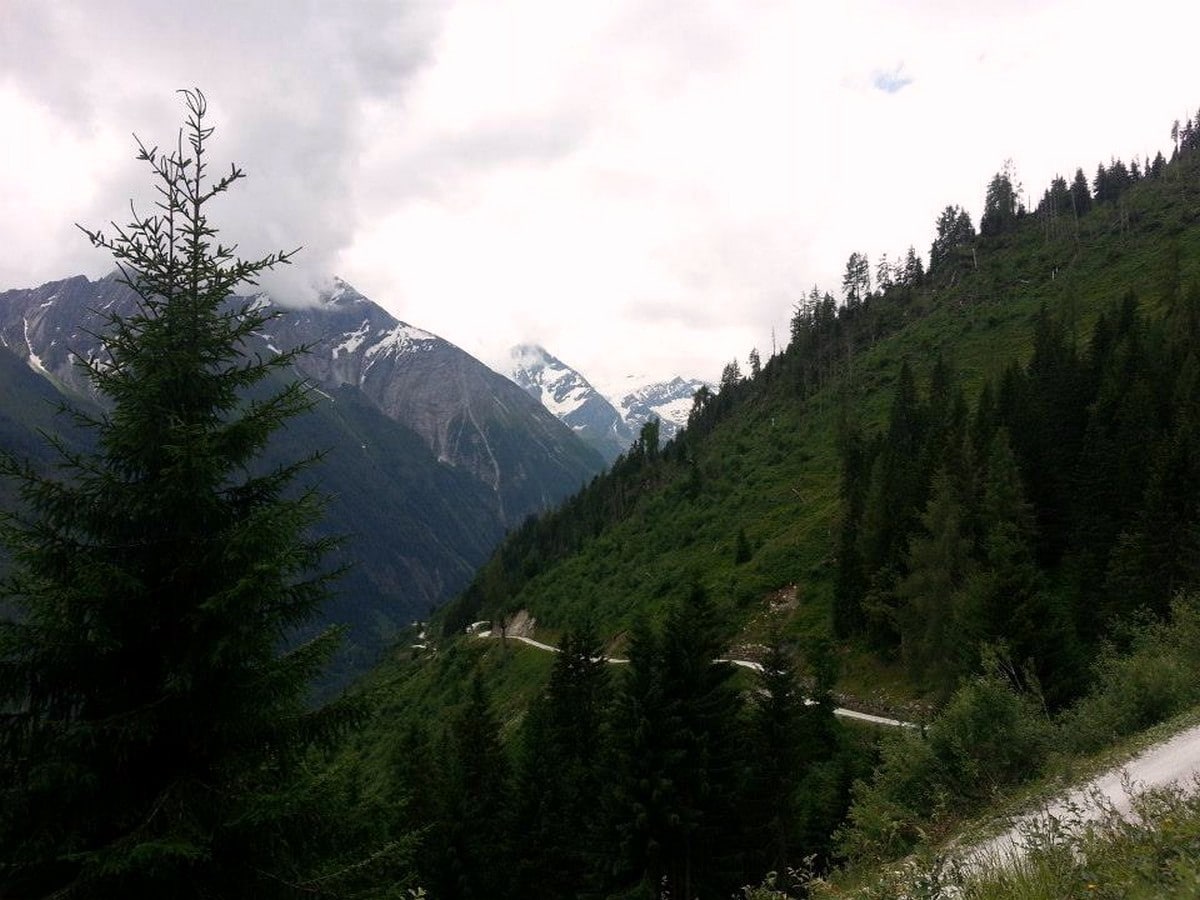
[836,731,943,864]
[928,671,1052,802]
[836,669,1051,865]
[1060,594,1200,754]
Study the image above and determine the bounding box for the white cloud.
[2,0,1199,390]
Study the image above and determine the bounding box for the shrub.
[1060,594,1200,753]
[836,668,1051,865]
[928,671,1052,802]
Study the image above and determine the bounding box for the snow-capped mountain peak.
[619,376,714,441]
[508,343,594,420]
[507,344,633,463]
[322,276,367,307]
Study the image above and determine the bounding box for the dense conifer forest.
[5,91,1200,897]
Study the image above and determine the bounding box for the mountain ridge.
[506,342,715,456]
[0,273,605,680]
[506,342,633,463]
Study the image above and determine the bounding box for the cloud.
[0,0,446,303]
[3,0,1200,393]
[872,64,913,94]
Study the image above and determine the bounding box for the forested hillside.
[442,112,1200,703]
[359,108,1200,897]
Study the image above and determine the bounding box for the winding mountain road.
[481,630,916,729]
[476,629,1200,874]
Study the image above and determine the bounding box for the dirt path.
[959,720,1200,870]
[485,631,916,729]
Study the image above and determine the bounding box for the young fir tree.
[745,636,837,877]
[601,587,745,900]
[432,673,516,900]
[515,625,611,900]
[858,361,927,647]
[0,90,362,898]
[832,415,873,638]
[896,470,974,691]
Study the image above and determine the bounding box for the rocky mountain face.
[0,274,605,679]
[618,376,713,441]
[250,279,605,523]
[506,343,633,464]
[506,344,716,454]
[0,275,603,525]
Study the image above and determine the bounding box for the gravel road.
[488,631,916,729]
[959,719,1200,870]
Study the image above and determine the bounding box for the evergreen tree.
[980,166,1019,236]
[434,674,516,900]
[516,627,611,899]
[972,429,1082,704]
[1151,150,1167,178]
[1108,158,1132,197]
[859,361,927,646]
[1070,167,1093,216]
[833,416,873,638]
[1070,310,1159,606]
[842,252,871,307]
[1005,309,1090,566]
[896,471,974,691]
[1106,354,1200,621]
[1093,162,1111,204]
[0,89,362,898]
[920,355,968,481]
[902,246,925,285]
[387,721,439,865]
[601,588,745,900]
[745,637,835,876]
[929,205,976,276]
[1048,175,1072,215]
[720,359,743,391]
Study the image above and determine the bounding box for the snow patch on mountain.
[618,376,714,441]
[365,323,438,360]
[333,319,373,357]
[23,316,48,376]
[507,344,634,463]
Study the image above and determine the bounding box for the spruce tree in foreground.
[0,89,360,897]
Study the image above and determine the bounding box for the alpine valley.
[0,274,604,677]
[9,94,1200,900]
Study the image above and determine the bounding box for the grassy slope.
[444,153,1200,701]
[334,149,1200,898]
[346,148,1200,804]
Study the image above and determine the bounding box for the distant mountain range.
[0,274,604,679]
[507,344,634,463]
[617,376,714,442]
[506,344,713,459]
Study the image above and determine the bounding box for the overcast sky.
[2,1,1198,397]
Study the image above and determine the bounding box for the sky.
[2,1,1198,398]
